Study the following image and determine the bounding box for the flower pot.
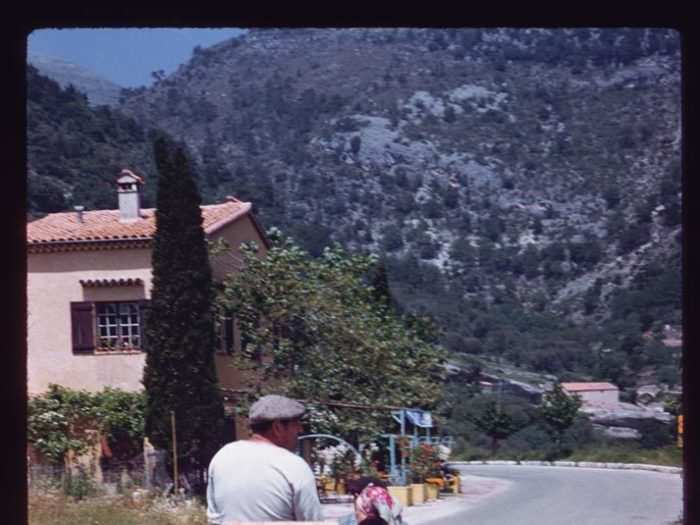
[450,475,461,494]
[425,482,439,501]
[323,479,336,492]
[410,483,426,504]
[387,485,412,507]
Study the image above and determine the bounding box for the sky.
[27,28,246,88]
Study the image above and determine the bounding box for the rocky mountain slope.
[28,53,124,107]
[27,28,682,392]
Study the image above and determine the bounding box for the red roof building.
[27,169,268,415]
[561,382,620,409]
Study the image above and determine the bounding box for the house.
[27,169,269,435]
[561,382,620,409]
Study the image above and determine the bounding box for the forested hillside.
[27,28,682,395]
[27,64,159,216]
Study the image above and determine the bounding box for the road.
[419,464,683,525]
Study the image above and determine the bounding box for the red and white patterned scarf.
[355,483,404,525]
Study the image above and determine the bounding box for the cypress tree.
[143,136,224,495]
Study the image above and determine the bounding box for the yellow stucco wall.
[209,215,268,391]
[208,214,267,280]
[27,214,267,396]
[27,247,151,394]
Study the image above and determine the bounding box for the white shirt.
[207,439,323,524]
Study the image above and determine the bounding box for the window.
[71,300,149,354]
[97,302,141,350]
[217,312,235,355]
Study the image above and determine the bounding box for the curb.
[448,460,682,475]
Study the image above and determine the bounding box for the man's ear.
[270,419,284,437]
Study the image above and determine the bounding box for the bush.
[638,420,674,449]
[617,224,651,254]
[28,385,145,466]
[503,423,551,453]
[381,225,404,252]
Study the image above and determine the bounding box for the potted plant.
[424,447,443,500]
[329,448,356,495]
[408,443,435,505]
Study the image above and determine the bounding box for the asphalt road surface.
[420,464,683,525]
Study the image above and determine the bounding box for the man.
[206,394,323,524]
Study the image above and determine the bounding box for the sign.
[391,409,433,428]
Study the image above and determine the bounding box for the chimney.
[117,169,144,222]
[74,205,84,223]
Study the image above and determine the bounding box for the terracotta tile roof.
[27,199,251,245]
[561,382,619,392]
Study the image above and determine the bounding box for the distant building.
[561,382,619,409]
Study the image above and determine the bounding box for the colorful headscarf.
[355,483,404,525]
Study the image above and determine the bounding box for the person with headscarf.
[346,477,406,525]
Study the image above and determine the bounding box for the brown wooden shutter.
[139,300,151,351]
[71,301,95,354]
[223,313,234,355]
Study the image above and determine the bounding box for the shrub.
[381,225,404,252]
[638,420,674,449]
[27,385,145,466]
[409,443,441,482]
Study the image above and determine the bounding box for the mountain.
[28,53,124,107]
[26,64,160,216]
[27,28,682,394]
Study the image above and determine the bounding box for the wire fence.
[29,459,145,498]
[26,447,202,499]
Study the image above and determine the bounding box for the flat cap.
[249,395,305,424]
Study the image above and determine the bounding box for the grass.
[28,490,207,525]
[567,444,682,467]
[452,443,683,467]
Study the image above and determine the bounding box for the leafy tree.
[395,191,415,214]
[603,185,621,209]
[350,135,362,155]
[381,224,404,252]
[444,189,459,209]
[539,383,582,456]
[27,171,68,213]
[461,394,529,454]
[520,244,540,280]
[443,105,457,123]
[482,213,504,242]
[26,65,159,215]
[219,231,447,439]
[416,230,440,260]
[422,197,442,219]
[569,239,602,267]
[617,223,651,255]
[663,200,681,227]
[449,237,475,267]
[583,279,602,315]
[142,137,225,495]
[532,217,543,235]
